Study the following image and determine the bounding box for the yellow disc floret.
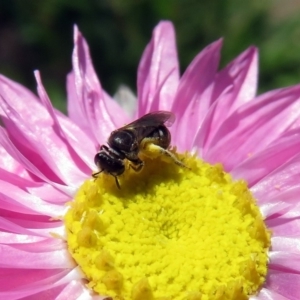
[64,150,271,300]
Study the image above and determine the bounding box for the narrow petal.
[265,270,300,299]
[56,113,95,172]
[0,269,64,293]
[0,127,75,196]
[251,152,300,202]
[0,267,82,299]
[56,281,108,300]
[0,143,30,179]
[261,188,300,215]
[0,232,44,244]
[35,71,94,173]
[0,75,44,123]
[266,217,300,237]
[205,85,300,170]
[271,236,300,253]
[251,287,289,300]
[259,201,291,219]
[1,236,65,252]
[0,73,95,180]
[0,94,88,187]
[215,46,258,109]
[71,26,128,144]
[137,21,179,114]
[0,244,74,269]
[0,179,65,216]
[0,216,49,237]
[231,132,300,187]
[114,84,137,118]
[193,47,258,154]
[56,281,88,300]
[25,181,70,204]
[0,168,38,191]
[269,251,300,274]
[22,285,67,300]
[0,212,63,236]
[67,72,89,136]
[171,39,222,150]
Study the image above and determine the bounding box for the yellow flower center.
[64,151,271,300]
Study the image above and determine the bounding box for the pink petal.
[0,127,75,196]
[193,47,258,155]
[280,204,300,219]
[0,234,65,251]
[0,269,65,292]
[35,71,94,173]
[216,46,258,109]
[171,39,222,150]
[0,212,63,237]
[261,187,300,216]
[205,85,300,171]
[266,217,300,237]
[0,170,70,207]
[0,216,45,237]
[137,21,179,114]
[114,84,137,118]
[0,75,45,125]
[56,281,87,300]
[0,73,95,183]
[0,95,88,187]
[67,72,90,137]
[231,133,300,187]
[259,201,291,220]
[0,244,74,269]
[22,284,67,300]
[0,74,93,160]
[0,180,65,216]
[269,251,300,274]
[0,143,31,179]
[0,167,38,191]
[265,270,300,300]
[5,238,65,253]
[251,287,289,300]
[271,236,300,253]
[71,26,128,144]
[0,267,82,299]
[0,232,44,244]
[26,182,70,204]
[251,152,300,203]
[56,112,96,172]
[56,281,108,300]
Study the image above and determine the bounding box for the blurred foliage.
[1,0,300,113]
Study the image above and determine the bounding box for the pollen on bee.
[141,142,187,169]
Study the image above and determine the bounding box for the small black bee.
[93,111,184,188]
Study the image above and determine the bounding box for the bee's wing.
[119,111,175,130]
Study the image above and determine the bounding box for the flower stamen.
[64,150,271,300]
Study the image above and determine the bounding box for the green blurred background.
[1,0,300,113]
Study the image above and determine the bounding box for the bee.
[93,111,185,188]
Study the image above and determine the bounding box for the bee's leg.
[92,170,120,189]
[142,143,188,168]
[111,174,121,189]
[92,170,103,178]
[129,158,144,172]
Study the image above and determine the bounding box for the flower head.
[1,21,300,299]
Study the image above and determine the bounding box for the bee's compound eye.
[94,153,101,166]
[94,150,125,176]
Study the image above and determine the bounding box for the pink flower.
[1,21,300,299]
